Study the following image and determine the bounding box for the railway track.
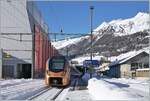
[26,78,78,100]
[51,88,65,100]
[27,87,65,101]
[27,87,52,100]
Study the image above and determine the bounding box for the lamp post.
[54,33,56,42]
[90,6,94,78]
[0,0,2,80]
[31,25,35,79]
[0,2,2,100]
[66,37,69,59]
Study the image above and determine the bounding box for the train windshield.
[49,58,65,72]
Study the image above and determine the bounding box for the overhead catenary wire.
[1,32,101,35]
[1,33,90,42]
[1,31,101,42]
[2,2,98,41]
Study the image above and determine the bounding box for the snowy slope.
[52,12,149,50]
[94,12,149,36]
[52,12,149,57]
[52,36,87,49]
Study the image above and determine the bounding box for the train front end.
[45,56,70,86]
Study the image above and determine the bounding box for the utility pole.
[66,37,69,59]
[0,1,2,100]
[90,6,94,78]
[54,33,56,42]
[0,0,2,80]
[61,29,69,59]
[60,28,63,34]
[54,28,63,42]
[31,25,35,79]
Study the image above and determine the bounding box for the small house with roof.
[109,50,149,78]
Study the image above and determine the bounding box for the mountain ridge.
[52,12,149,57]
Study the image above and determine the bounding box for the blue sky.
[36,1,148,40]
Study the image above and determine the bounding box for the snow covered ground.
[56,75,91,101]
[0,79,46,100]
[56,87,91,101]
[0,76,149,100]
[57,73,149,100]
[0,78,91,100]
[87,76,149,100]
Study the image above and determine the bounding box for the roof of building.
[109,49,149,67]
[109,58,127,67]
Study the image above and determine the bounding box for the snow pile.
[87,78,147,100]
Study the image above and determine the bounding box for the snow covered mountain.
[94,12,149,36]
[52,12,149,57]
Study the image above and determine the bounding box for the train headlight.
[46,70,51,76]
[61,72,65,76]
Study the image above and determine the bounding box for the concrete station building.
[0,0,52,79]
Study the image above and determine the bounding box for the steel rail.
[51,88,65,100]
[27,87,52,100]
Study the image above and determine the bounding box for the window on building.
[131,63,138,70]
[139,63,143,69]
[144,63,149,68]
[131,63,149,70]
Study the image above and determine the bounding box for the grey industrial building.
[0,0,48,79]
